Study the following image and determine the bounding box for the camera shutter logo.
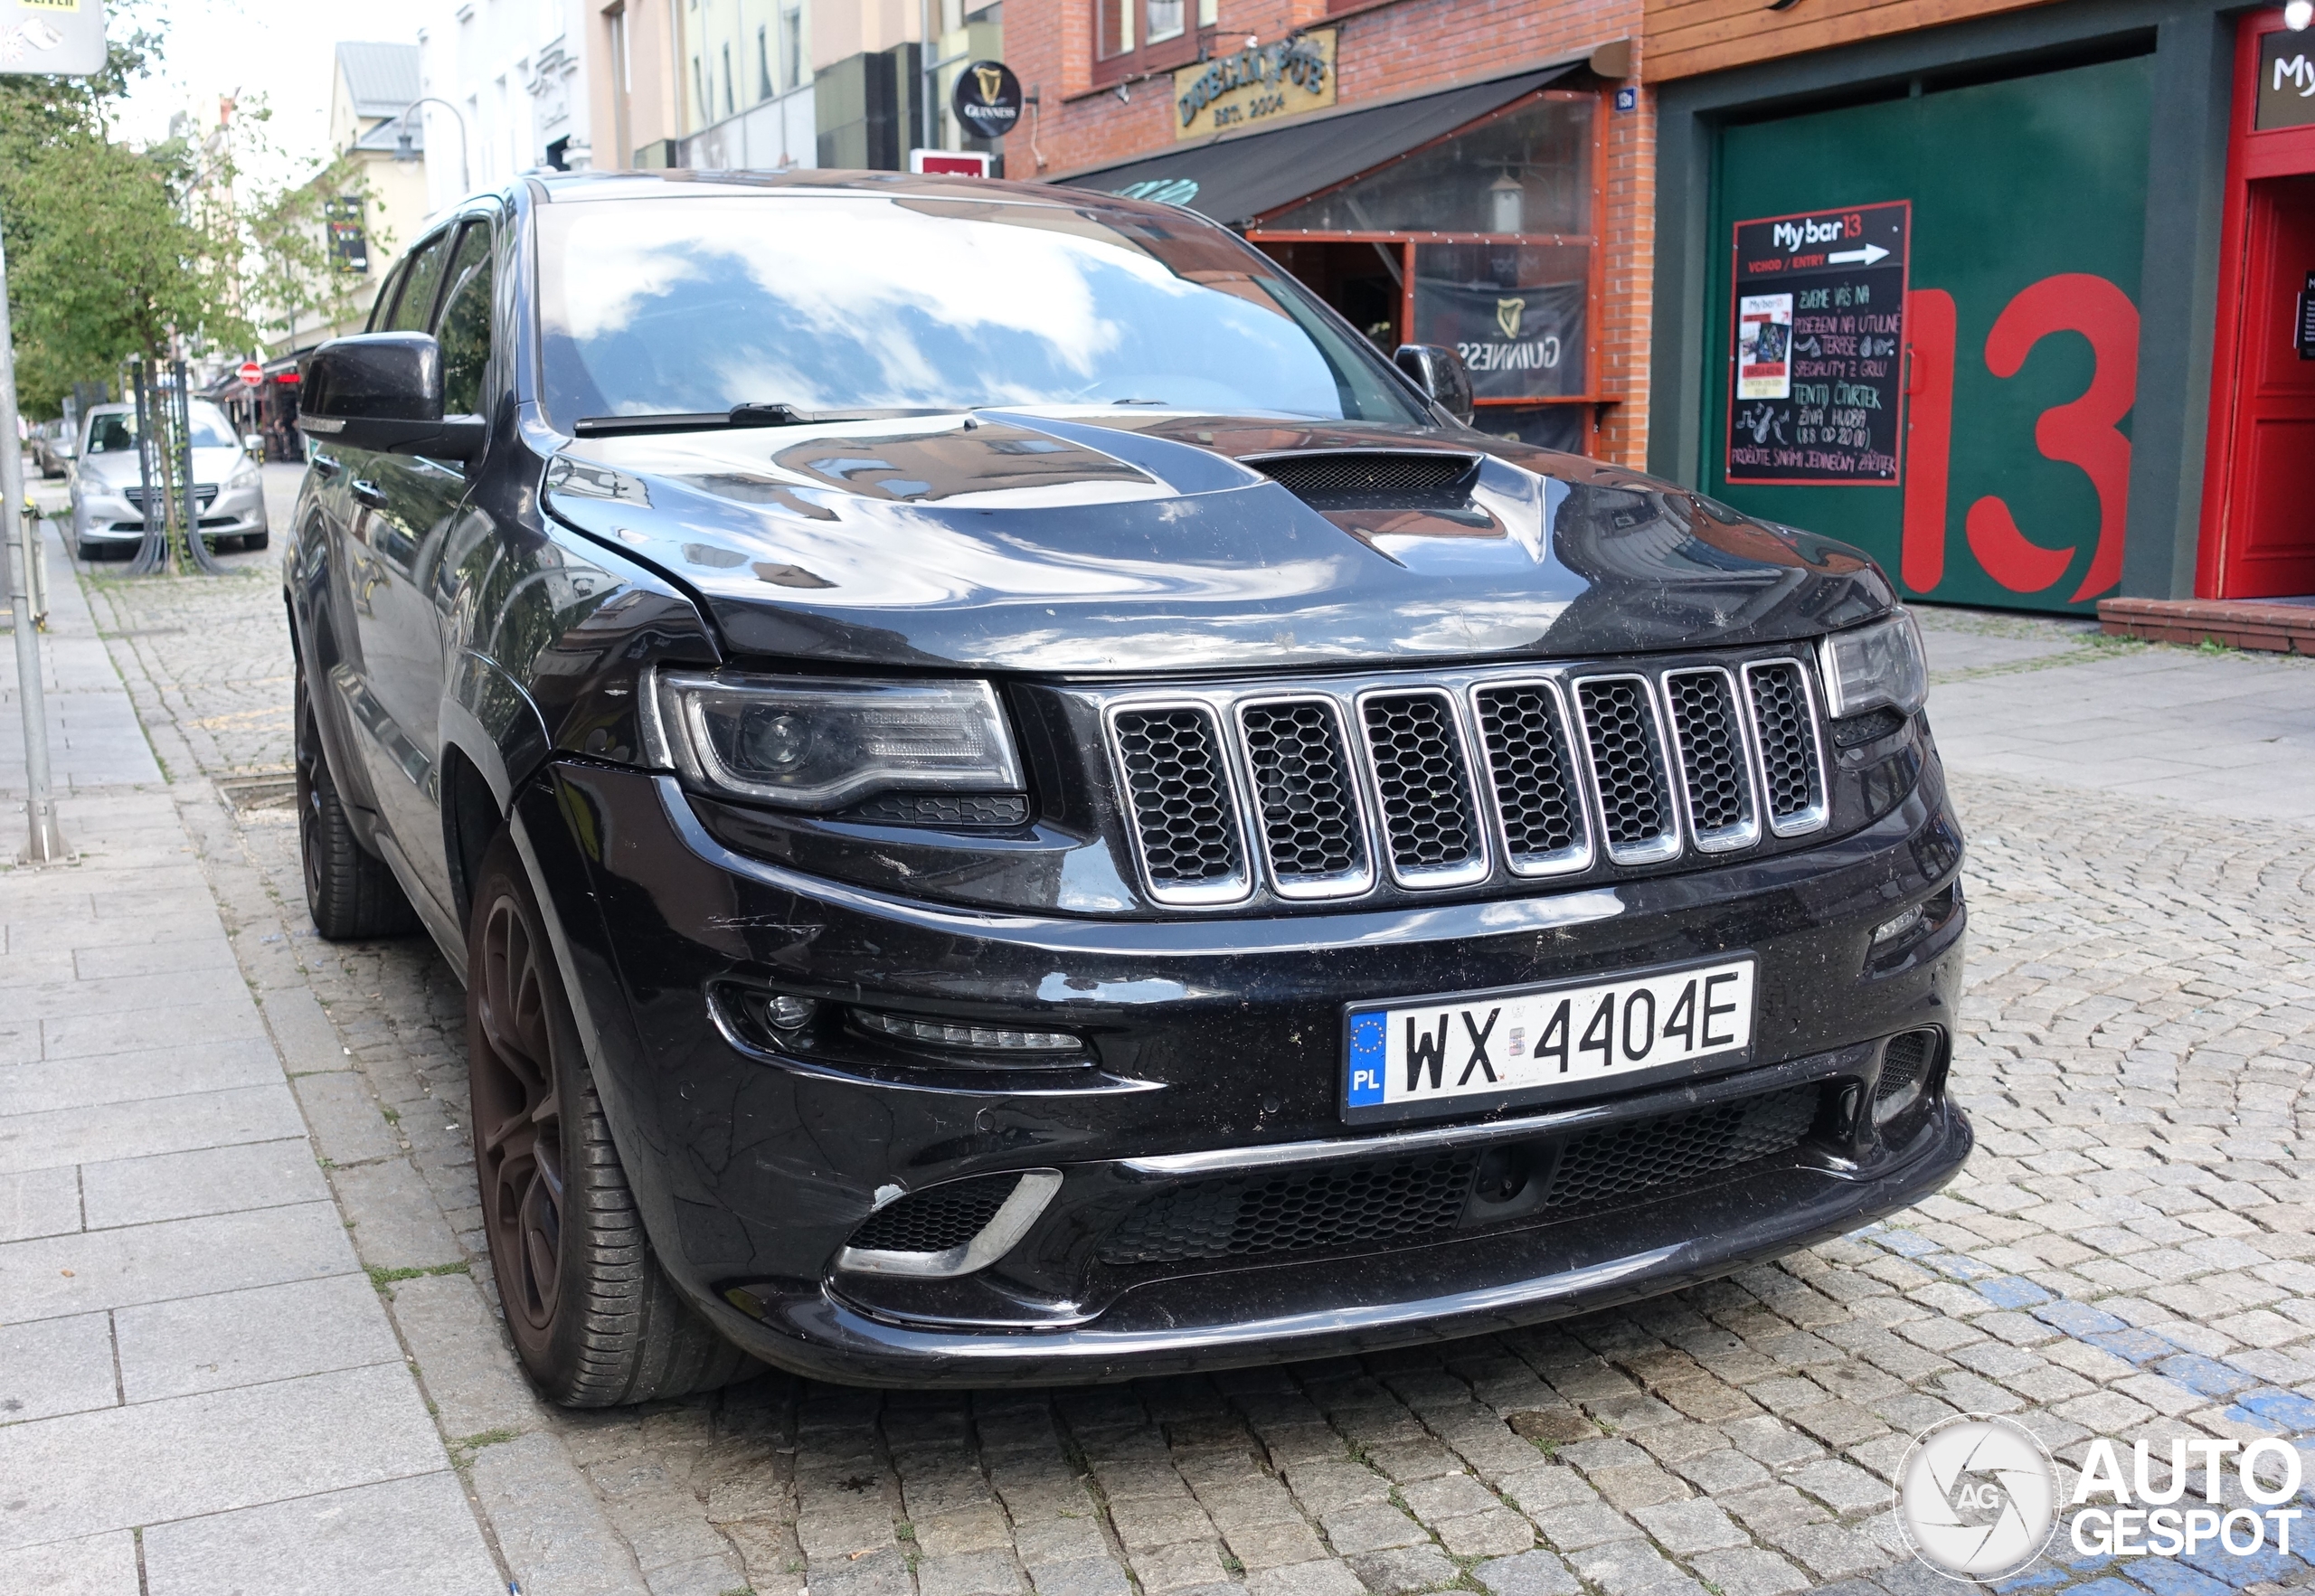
[1895,1414,2058,1582]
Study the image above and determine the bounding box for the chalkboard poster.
[1725,201,1910,486]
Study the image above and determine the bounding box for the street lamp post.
[392,97,472,194]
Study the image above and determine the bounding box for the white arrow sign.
[1827,242,1891,266]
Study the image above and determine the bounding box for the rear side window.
[435,221,496,417]
[383,230,454,332]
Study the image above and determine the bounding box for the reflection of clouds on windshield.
[552,231,708,340]
[543,196,1350,416]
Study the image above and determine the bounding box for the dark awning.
[1054,64,1574,229]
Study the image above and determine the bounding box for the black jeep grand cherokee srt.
[288,170,1969,1399]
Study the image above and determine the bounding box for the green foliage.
[0,5,373,415]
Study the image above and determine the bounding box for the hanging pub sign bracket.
[1724,199,1912,486]
[2297,270,2315,360]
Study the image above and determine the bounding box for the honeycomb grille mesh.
[1242,702,1365,883]
[1098,1155,1479,1266]
[1575,679,1674,851]
[1747,665,1825,824]
[1542,1086,1819,1210]
[843,792,1030,827]
[1112,708,1243,891]
[1664,673,1754,838]
[1474,685,1585,865]
[1876,1030,1935,1106]
[1361,693,1480,874]
[847,1174,1021,1254]
[1253,452,1473,499]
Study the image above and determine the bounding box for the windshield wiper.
[572,404,964,439]
[573,402,807,438]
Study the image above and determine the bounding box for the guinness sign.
[952,59,1024,140]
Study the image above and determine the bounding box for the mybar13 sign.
[2,0,105,75]
[1172,29,1335,141]
[2257,28,2315,130]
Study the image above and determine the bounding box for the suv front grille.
[1101,650,1836,909]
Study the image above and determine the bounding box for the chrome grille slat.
[1662,666,1762,854]
[1356,689,1488,888]
[1237,698,1374,899]
[1108,704,1252,905]
[1571,675,1681,865]
[1471,680,1592,876]
[1742,660,1830,836]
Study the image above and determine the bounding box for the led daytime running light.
[854,1009,1082,1052]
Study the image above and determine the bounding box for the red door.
[2203,12,2315,599]
[2216,176,2315,597]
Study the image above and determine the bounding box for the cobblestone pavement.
[66,546,2315,1596]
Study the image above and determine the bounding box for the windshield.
[536,193,1425,429]
[86,403,238,453]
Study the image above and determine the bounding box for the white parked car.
[68,400,269,558]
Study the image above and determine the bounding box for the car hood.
[543,411,1893,675]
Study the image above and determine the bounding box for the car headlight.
[228,460,261,489]
[1818,610,1928,720]
[646,671,1024,811]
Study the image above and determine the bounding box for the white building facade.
[416,0,595,215]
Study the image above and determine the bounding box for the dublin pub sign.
[1173,29,1337,140]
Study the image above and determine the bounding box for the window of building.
[1249,92,1604,451]
[757,24,773,99]
[781,6,803,90]
[1095,0,1203,81]
[722,42,734,118]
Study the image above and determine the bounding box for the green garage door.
[1706,54,2152,613]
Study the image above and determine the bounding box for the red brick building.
[1007,1,1651,465]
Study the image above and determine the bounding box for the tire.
[296,675,420,940]
[467,829,758,1406]
[244,530,270,551]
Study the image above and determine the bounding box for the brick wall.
[1007,0,1656,467]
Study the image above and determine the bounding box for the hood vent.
[1244,449,1480,511]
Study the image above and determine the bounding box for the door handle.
[308,452,340,477]
[351,479,389,510]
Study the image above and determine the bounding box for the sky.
[112,0,423,188]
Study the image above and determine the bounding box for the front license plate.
[1343,957,1757,1123]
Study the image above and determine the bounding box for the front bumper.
[74,482,268,543]
[523,755,1970,1386]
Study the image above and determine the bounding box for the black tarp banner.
[1413,278,1585,400]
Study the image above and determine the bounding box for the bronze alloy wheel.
[470,890,566,1355]
[463,829,757,1405]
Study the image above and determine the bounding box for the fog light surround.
[853,1008,1083,1053]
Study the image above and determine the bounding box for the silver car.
[69,400,269,558]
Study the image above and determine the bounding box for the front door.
[2210,175,2315,598]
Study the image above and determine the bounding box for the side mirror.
[1394,344,1475,425]
[244,433,264,456]
[298,332,485,461]
[56,437,76,459]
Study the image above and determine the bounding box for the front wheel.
[466,830,758,1406]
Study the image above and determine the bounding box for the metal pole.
[0,222,65,863]
[175,358,223,574]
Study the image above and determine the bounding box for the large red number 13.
[1900,274,2140,602]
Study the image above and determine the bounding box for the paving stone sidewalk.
[17,520,2315,1596]
[1,511,502,1593]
